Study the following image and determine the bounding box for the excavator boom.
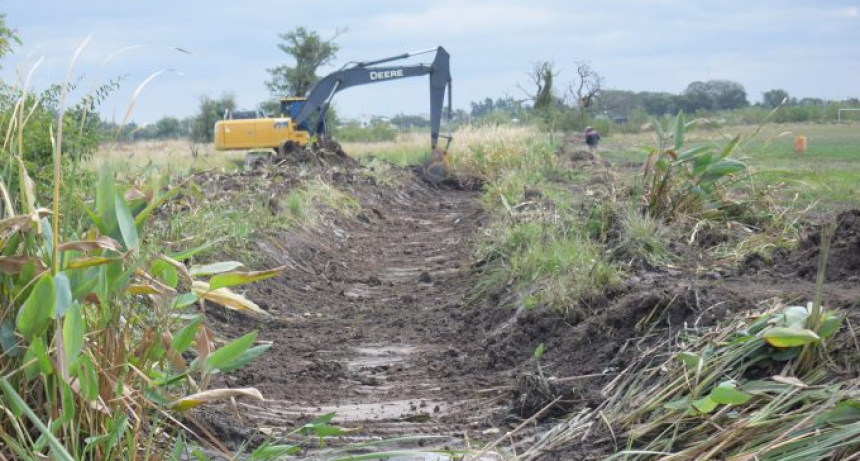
[295,46,452,150]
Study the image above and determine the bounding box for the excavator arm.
[294,47,452,150]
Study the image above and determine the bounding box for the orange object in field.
[794,136,807,154]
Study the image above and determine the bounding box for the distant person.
[585,126,601,154]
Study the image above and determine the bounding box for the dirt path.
[199,173,505,450]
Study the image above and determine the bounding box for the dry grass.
[342,124,545,174]
[86,139,244,175]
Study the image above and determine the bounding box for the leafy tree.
[640,92,678,116]
[762,89,789,108]
[265,27,343,98]
[155,116,182,139]
[190,94,236,144]
[679,80,748,113]
[0,14,21,67]
[710,80,749,110]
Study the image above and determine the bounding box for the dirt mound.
[245,139,359,170]
[763,209,860,282]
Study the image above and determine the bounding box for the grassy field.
[87,139,244,176]
[600,122,860,211]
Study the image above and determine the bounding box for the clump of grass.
[482,218,620,313]
[612,206,673,267]
[360,157,401,186]
[301,178,361,218]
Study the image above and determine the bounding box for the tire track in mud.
[200,173,505,450]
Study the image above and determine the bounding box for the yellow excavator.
[214,47,452,178]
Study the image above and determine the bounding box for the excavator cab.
[280,97,310,132]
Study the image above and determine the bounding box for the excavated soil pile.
[771,209,860,282]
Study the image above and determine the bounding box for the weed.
[612,205,673,267]
[643,112,748,221]
[0,53,283,460]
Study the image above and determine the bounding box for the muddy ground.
[186,148,860,460]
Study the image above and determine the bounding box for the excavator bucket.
[421,148,450,183]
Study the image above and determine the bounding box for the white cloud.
[838,6,859,17]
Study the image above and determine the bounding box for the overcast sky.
[1,0,858,123]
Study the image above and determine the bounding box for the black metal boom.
[294,47,452,149]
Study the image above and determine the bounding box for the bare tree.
[518,61,560,111]
[568,61,604,124]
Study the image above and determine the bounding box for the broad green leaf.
[170,316,202,354]
[16,273,56,342]
[0,379,76,461]
[815,400,860,426]
[701,159,746,183]
[209,266,286,290]
[23,337,52,380]
[190,261,244,277]
[779,305,811,329]
[63,302,85,370]
[54,272,72,318]
[664,398,692,411]
[60,380,75,423]
[41,217,53,258]
[96,165,118,235]
[762,326,820,348]
[204,331,257,374]
[77,354,100,401]
[0,320,21,357]
[217,344,271,373]
[171,292,199,309]
[678,351,699,370]
[152,259,179,288]
[817,314,841,339]
[676,145,710,162]
[115,191,139,254]
[771,346,802,361]
[673,111,685,149]
[692,396,718,414]
[709,382,753,405]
